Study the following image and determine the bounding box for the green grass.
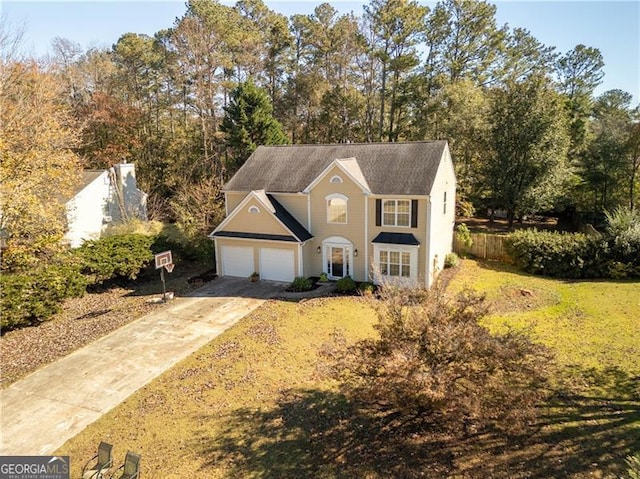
[57,262,640,478]
[450,259,640,388]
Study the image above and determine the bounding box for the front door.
[322,237,354,280]
[330,246,344,278]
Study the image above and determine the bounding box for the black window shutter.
[375,199,382,226]
[411,200,418,228]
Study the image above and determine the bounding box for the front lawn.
[57,261,640,478]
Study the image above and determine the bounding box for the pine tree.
[220,79,287,174]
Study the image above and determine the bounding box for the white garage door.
[260,248,295,282]
[222,245,254,278]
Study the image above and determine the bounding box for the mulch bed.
[0,262,211,389]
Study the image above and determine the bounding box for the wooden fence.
[453,232,512,261]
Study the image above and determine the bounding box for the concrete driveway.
[0,277,284,455]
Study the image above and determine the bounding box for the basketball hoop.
[155,250,173,269]
[165,263,175,273]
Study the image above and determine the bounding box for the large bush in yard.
[604,207,640,277]
[0,260,87,330]
[325,283,552,435]
[506,229,609,278]
[507,210,640,279]
[75,234,154,284]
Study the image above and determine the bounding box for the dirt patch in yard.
[0,262,212,388]
[490,284,561,314]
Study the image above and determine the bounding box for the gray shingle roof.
[223,141,448,195]
[267,194,313,242]
[372,232,421,246]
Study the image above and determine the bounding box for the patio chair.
[109,451,141,479]
[81,441,113,479]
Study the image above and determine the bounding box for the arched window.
[248,205,260,214]
[326,193,348,224]
[330,175,343,184]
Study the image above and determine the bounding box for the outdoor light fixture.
[354,249,358,257]
[316,246,321,254]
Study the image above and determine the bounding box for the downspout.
[364,193,369,281]
[298,243,304,277]
[214,237,221,276]
[306,193,311,232]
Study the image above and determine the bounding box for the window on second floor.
[382,199,411,227]
[326,194,348,223]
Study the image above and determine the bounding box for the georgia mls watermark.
[0,456,69,479]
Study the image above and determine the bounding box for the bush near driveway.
[288,276,313,292]
[0,260,87,329]
[1,233,155,330]
[75,233,154,284]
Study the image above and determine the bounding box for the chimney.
[113,162,137,194]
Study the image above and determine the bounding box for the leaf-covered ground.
[56,260,640,478]
[0,262,208,388]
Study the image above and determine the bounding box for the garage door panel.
[260,248,295,282]
[222,245,254,278]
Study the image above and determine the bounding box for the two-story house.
[210,141,456,287]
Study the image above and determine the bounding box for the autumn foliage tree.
[0,60,82,271]
[326,283,552,435]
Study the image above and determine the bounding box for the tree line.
[1,0,639,270]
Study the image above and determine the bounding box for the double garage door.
[221,245,295,282]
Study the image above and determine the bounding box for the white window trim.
[372,244,419,283]
[330,175,343,184]
[326,193,349,224]
[248,205,260,214]
[382,199,412,228]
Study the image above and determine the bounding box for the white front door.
[329,246,346,278]
[322,237,353,279]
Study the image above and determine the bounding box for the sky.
[2,0,639,103]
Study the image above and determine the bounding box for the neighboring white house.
[65,162,148,247]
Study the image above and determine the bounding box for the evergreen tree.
[220,80,287,174]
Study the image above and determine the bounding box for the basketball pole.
[161,267,167,302]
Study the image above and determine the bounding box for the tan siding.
[302,243,317,277]
[271,194,309,229]
[222,197,291,236]
[226,192,248,214]
[216,237,299,277]
[308,165,367,280]
[368,197,429,282]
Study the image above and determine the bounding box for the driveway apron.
[0,277,283,455]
